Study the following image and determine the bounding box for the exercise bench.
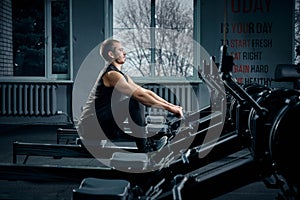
[12,140,140,164]
[56,128,79,144]
[13,141,92,164]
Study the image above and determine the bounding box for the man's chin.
[116,59,125,64]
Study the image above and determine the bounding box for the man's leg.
[97,108,124,140]
[116,98,167,152]
[128,98,149,152]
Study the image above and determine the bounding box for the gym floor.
[0,124,281,200]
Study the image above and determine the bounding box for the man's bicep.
[107,72,139,95]
[114,77,138,95]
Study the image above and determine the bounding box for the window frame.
[1,0,73,83]
[109,0,202,83]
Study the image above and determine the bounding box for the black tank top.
[94,64,128,114]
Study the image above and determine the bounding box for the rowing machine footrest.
[110,152,149,170]
[146,115,166,124]
[146,123,168,134]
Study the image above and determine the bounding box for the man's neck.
[111,62,122,70]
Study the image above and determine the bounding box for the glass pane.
[155,0,194,77]
[295,0,300,64]
[52,0,69,74]
[113,0,152,77]
[12,0,45,76]
[113,0,194,77]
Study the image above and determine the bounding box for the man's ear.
[108,51,114,59]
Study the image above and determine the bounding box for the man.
[79,39,183,153]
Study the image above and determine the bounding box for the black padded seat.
[73,177,131,200]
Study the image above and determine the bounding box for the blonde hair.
[100,39,120,62]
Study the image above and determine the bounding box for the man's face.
[112,42,126,64]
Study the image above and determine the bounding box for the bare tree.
[294,0,300,64]
[296,0,300,44]
[114,0,194,77]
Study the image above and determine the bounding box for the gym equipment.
[1,45,300,200]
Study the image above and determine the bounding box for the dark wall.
[72,0,106,77]
[71,0,106,121]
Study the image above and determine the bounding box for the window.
[12,0,45,76]
[51,0,70,76]
[113,0,195,79]
[0,0,71,81]
[295,0,300,64]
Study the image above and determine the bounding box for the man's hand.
[172,105,183,118]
